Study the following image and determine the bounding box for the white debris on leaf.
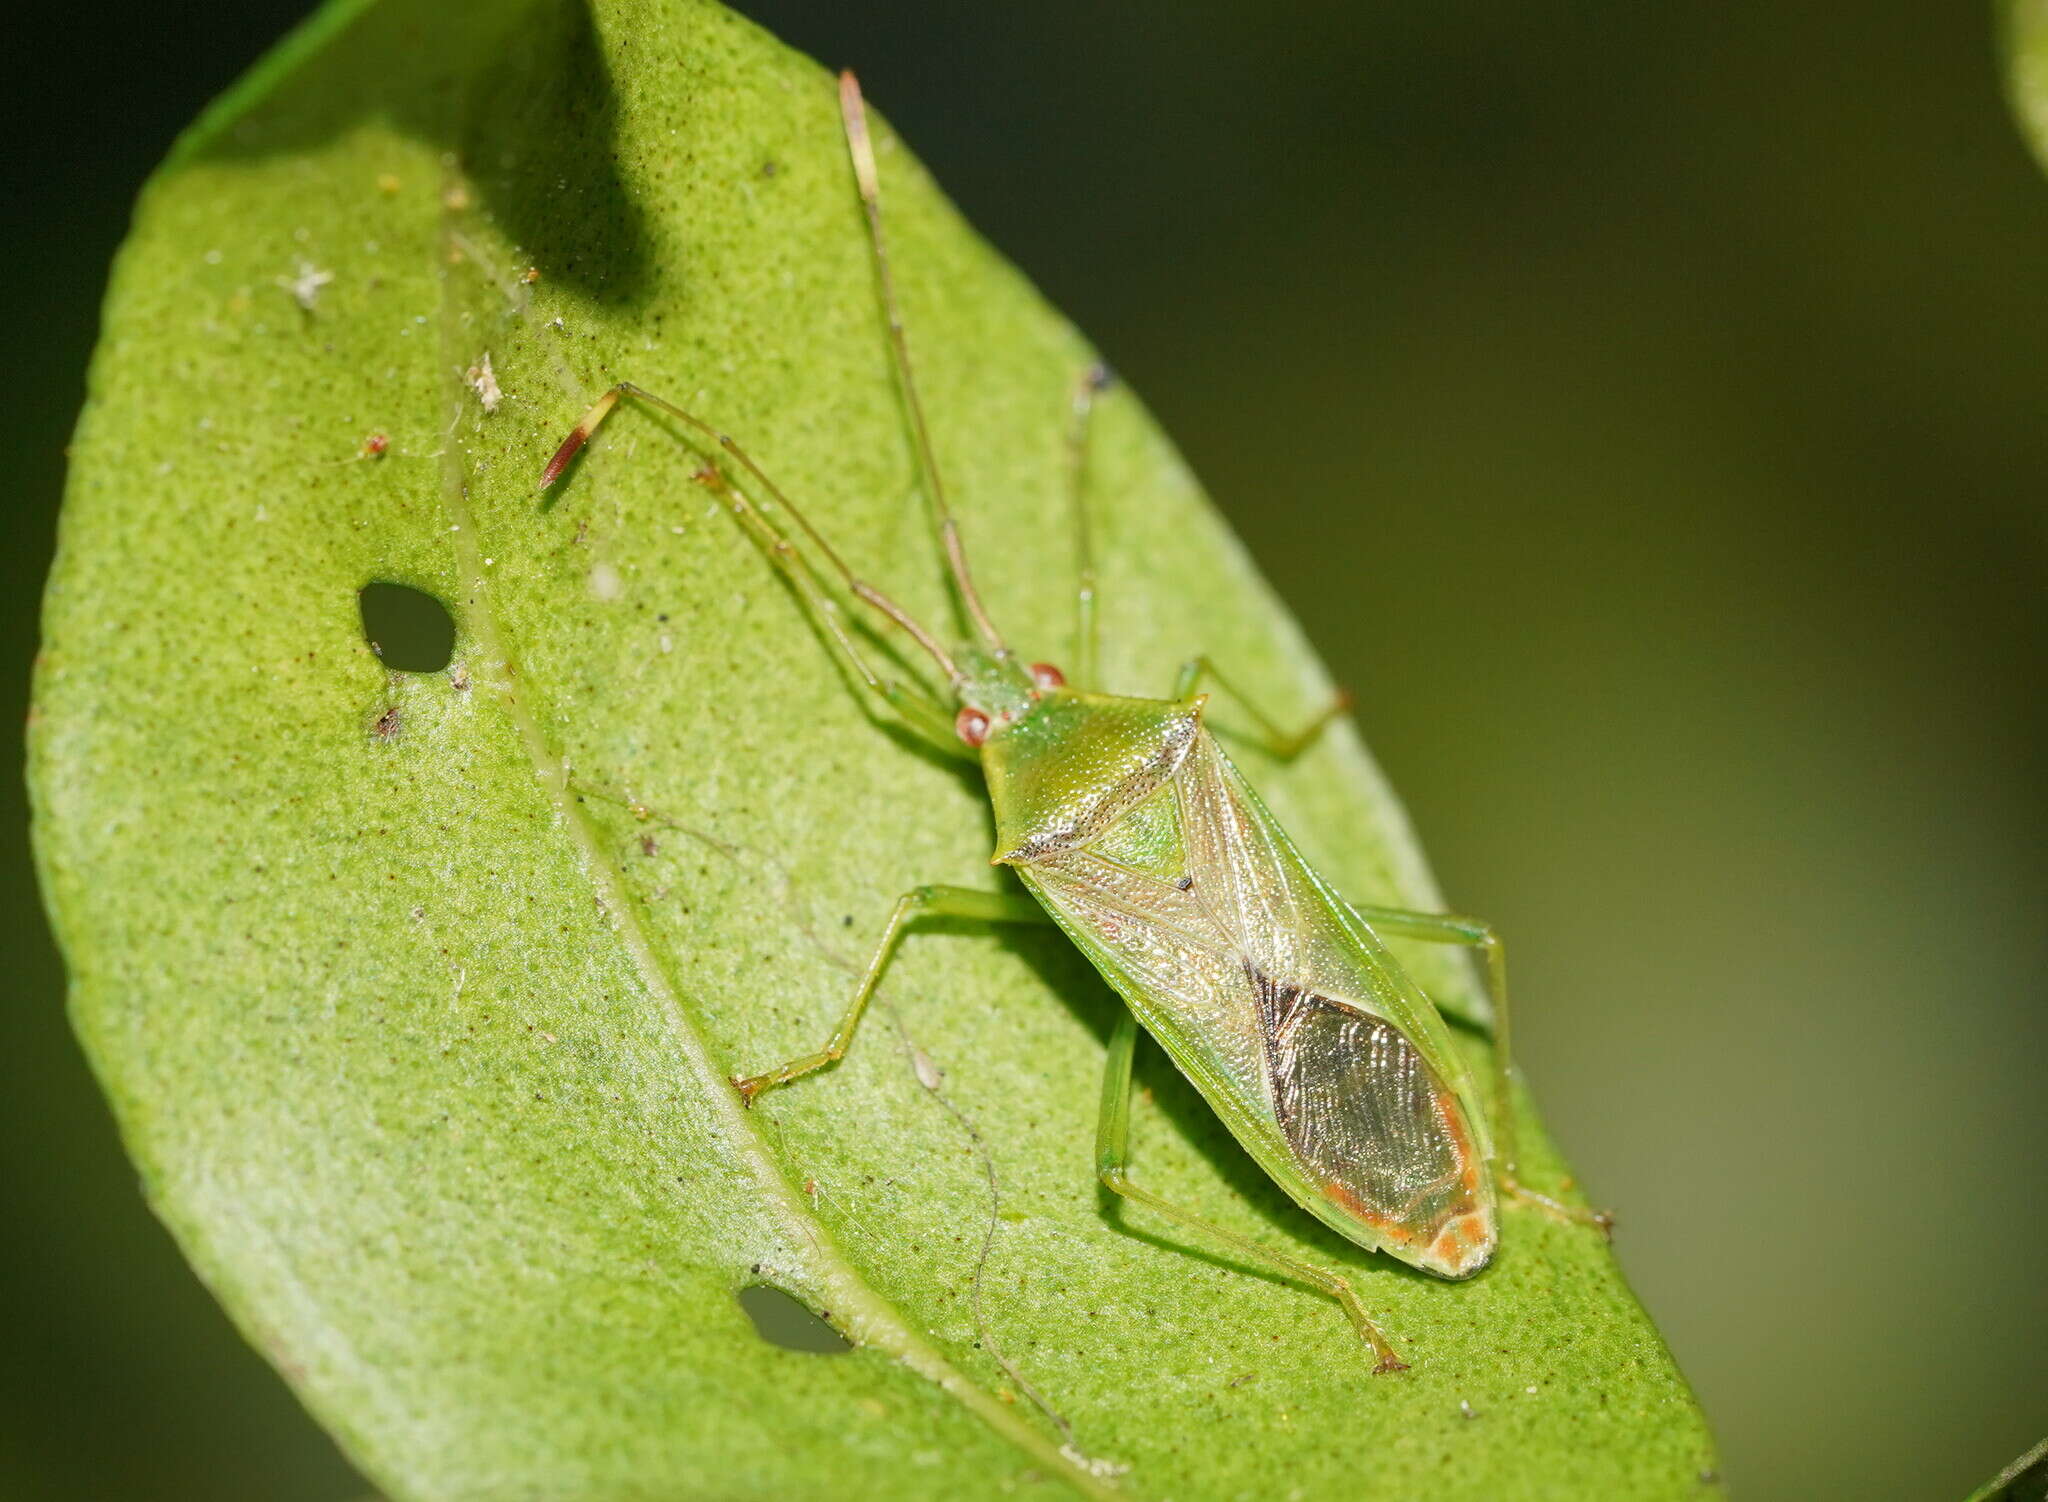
[1059,1444,1129,1481]
[276,260,333,310]
[466,352,503,413]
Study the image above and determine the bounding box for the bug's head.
[949,647,1068,748]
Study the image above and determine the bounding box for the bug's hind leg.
[733,885,1047,1103]
[1172,657,1351,761]
[1344,902,1614,1236]
[1094,1013,1409,1373]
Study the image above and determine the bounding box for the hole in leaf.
[737,1283,851,1354]
[359,582,455,672]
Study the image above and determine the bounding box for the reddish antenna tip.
[839,71,880,199]
[540,387,624,491]
[538,427,588,490]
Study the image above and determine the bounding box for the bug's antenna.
[839,70,1007,656]
[1066,362,1113,690]
[541,382,961,684]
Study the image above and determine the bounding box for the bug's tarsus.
[1501,1177,1617,1239]
[838,69,1007,657]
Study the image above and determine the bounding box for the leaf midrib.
[425,154,1120,1502]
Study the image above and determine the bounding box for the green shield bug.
[540,70,1607,1374]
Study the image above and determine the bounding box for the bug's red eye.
[1029,662,1066,690]
[954,707,991,746]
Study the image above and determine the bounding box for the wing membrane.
[1176,734,1407,1019]
[1026,846,1270,1095]
[1254,969,1492,1273]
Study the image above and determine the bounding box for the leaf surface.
[32,1,1716,1496]
[2006,0,2048,179]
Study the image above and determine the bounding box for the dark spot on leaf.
[359,582,454,672]
[737,1284,850,1355]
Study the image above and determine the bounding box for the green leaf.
[1966,1437,2048,1502]
[31,1,1716,1496]
[2004,0,2048,177]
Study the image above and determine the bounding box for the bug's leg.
[733,885,1047,1103]
[1344,903,1614,1235]
[1066,362,1112,689]
[1094,1013,1410,1373]
[1172,657,1351,761]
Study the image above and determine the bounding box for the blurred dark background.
[6,2,2043,1498]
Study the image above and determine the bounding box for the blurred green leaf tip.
[31,0,1716,1496]
[1966,1437,2048,1502]
[2002,0,2048,175]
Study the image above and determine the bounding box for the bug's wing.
[1252,970,1494,1276]
[1174,733,1407,1017]
[1172,734,1487,1101]
[1171,732,1495,1273]
[1025,730,1496,1275]
[1025,834,1495,1276]
[1022,844,1271,1102]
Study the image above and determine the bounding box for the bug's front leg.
[732,885,1047,1103]
[1171,657,1351,761]
[1344,902,1615,1236]
[1094,1013,1410,1373]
